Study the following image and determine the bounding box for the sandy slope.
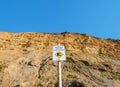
[0,32,120,87]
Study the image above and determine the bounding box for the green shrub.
[67,74,77,79]
[112,74,120,80]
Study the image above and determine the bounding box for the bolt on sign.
[53,45,66,61]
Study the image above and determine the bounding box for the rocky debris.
[69,81,88,87]
[0,32,119,87]
[55,80,89,87]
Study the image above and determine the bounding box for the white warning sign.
[53,45,66,61]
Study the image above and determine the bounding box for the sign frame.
[52,45,66,61]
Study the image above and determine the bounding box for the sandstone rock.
[0,32,119,87]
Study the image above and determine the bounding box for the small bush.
[67,74,77,79]
[0,64,7,71]
[112,74,120,80]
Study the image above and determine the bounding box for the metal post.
[58,61,62,87]
[58,43,62,87]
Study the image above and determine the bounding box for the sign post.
[58,60,62,87]
[53,44,66,87]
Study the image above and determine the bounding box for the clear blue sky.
[0,0,120,39]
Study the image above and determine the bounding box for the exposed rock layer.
[0,32,120,87]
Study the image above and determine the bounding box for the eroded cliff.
[0,32,120,87]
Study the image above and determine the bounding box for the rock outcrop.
[0,32,120,87]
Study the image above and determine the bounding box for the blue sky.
[0,0,120,39]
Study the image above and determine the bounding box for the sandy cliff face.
[0,32,120,87]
